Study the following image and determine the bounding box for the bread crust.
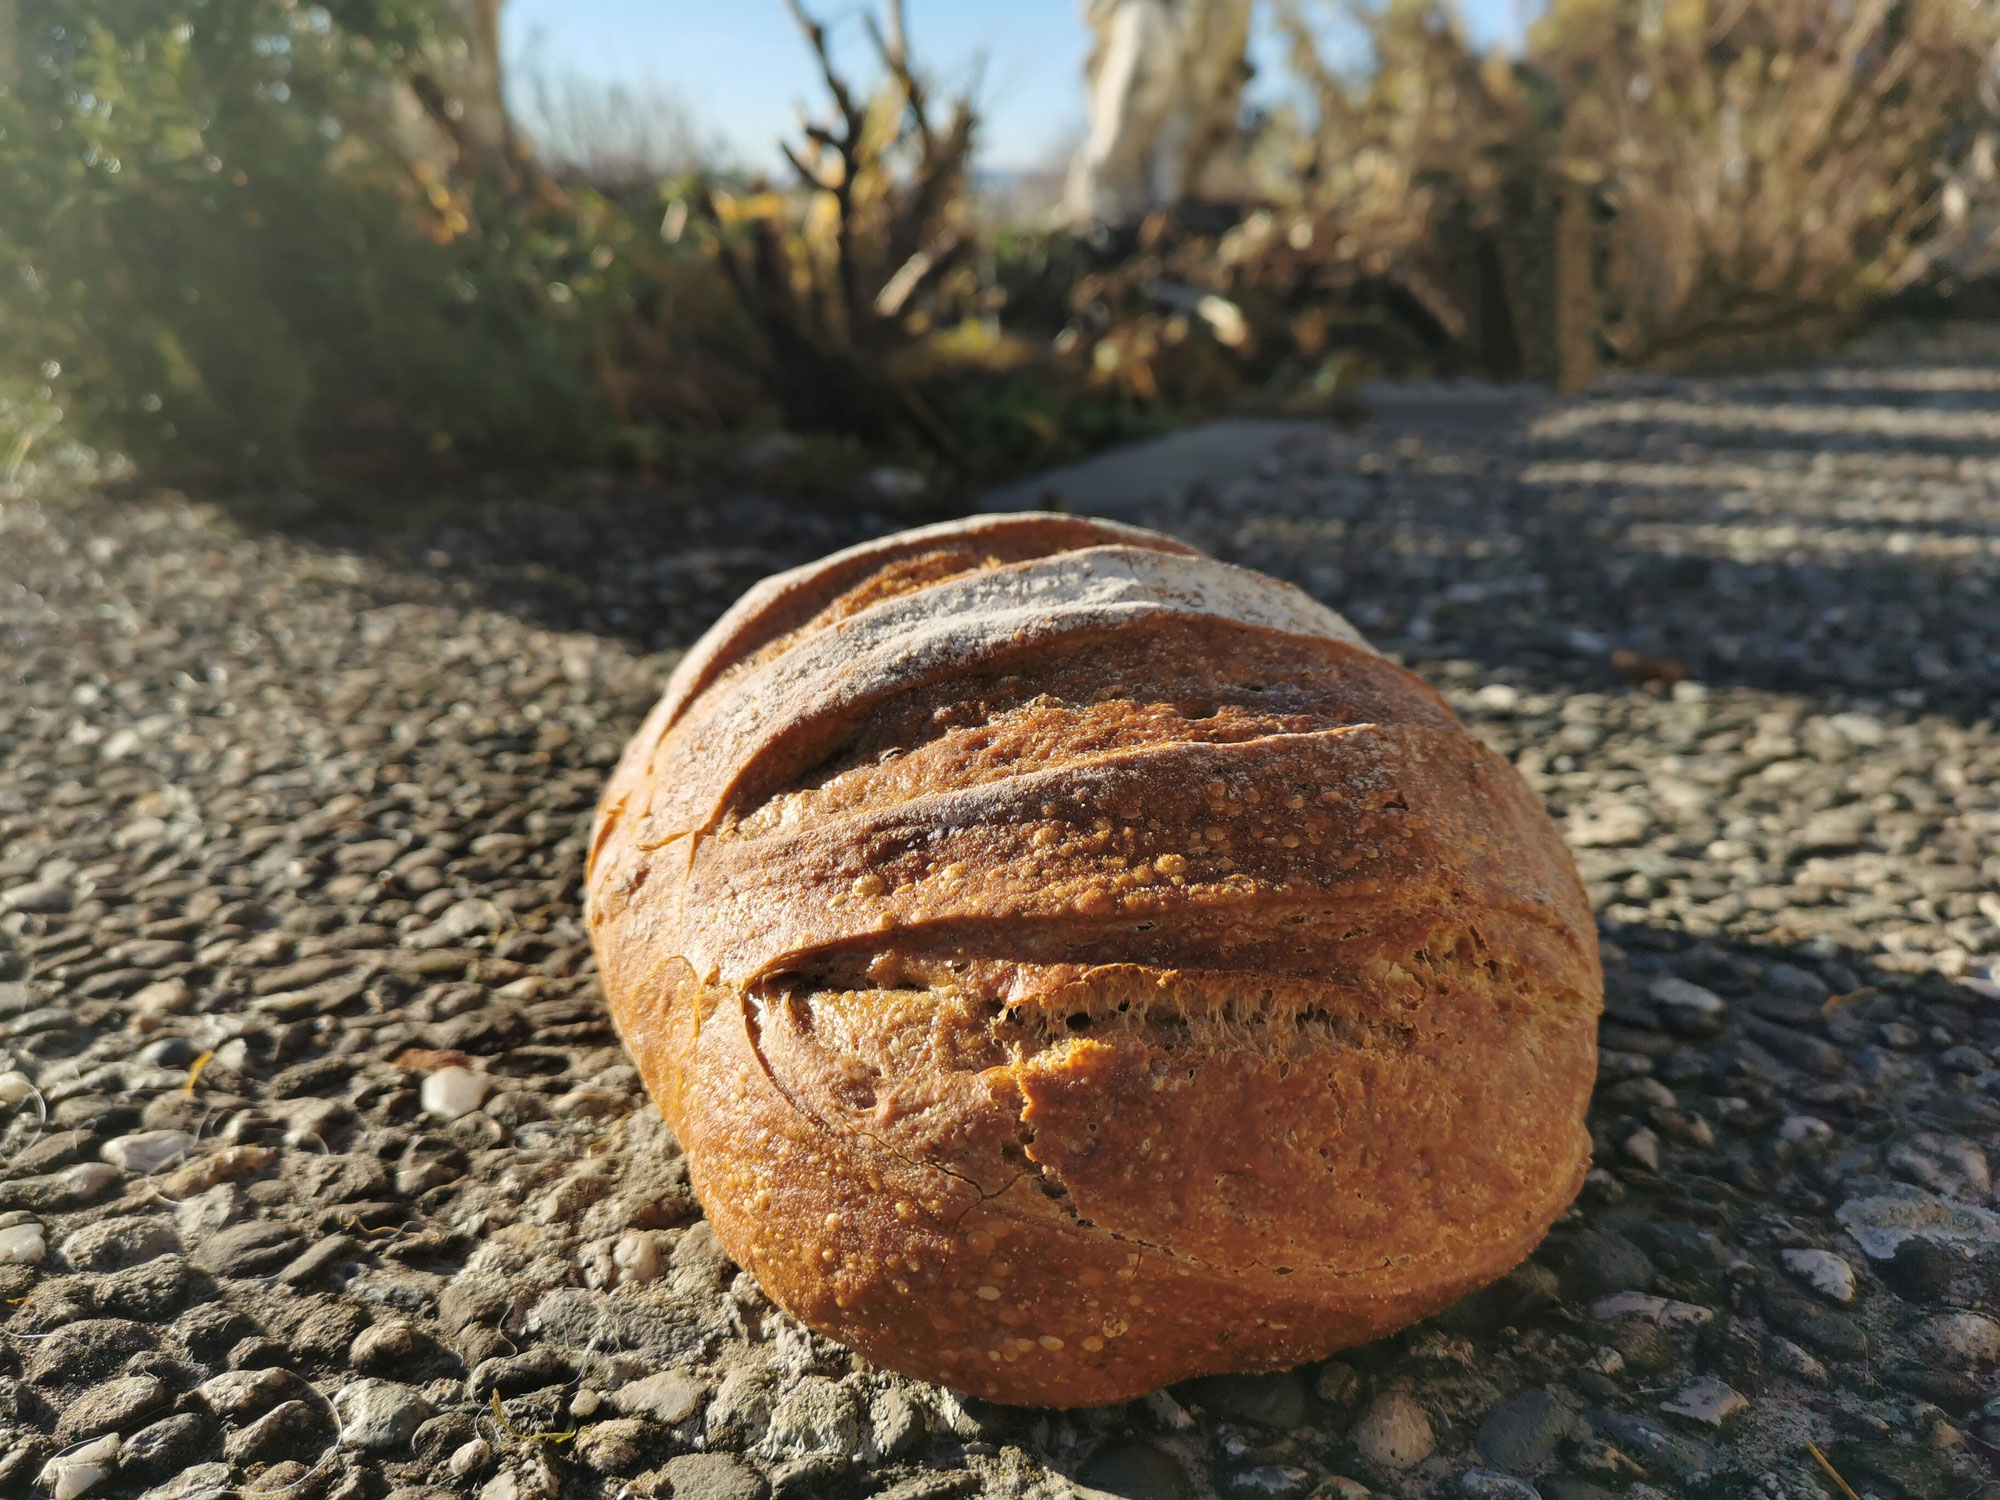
[588,513,1601,1408]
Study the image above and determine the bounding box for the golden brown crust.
[588,513,1601,1408]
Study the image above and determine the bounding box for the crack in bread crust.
[588,513,1602,1407]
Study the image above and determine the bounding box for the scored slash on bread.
[587,513,1602,1408]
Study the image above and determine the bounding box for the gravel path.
[2,351,1998,1500]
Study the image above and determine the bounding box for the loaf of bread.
[587,513,1600,1408]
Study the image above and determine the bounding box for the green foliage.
[0,0,627,483]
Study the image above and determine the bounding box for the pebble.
[421,1066,490,1122]
[1077,1442,1192,1500]
[197,1367,308,1419]
[1648,976,1724,1020]
[1916,1311,2000,1367]
[1476,1386,1575,1470]
[120,1413,210,1478]
[1349,1391,1435,1470]
[1836,1189,2000,1260]
[0,1070,34,1105]
[613,1370,709,1427]
[1780,1248,1857,1304]
[754,1376,862,1462]
[651,1452,770,1500]
[1658,1376,1749,1427]
[38,1433,118,1500]
[191,1218,303,1276]
[333,1377,436,1450]
[450,1437,495,1479]
[4,881,73,914]
[57,1217,178,1273]
[1460,1473,1541,1500]
[0,1221,45,1264]
[1590,1292,1713,1329]
[101,1130,196,1174]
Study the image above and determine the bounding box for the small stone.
[101,1130,196,1174]
[1887,1133,1992,1201]
[120,1413,211,1478]
[191,1218,302,1276]
[0,1222,45,1264]
[1768,1336,1832,1384]
[1589,1292,1713,1329]
[54,1375,170,1444]
[196,1367,305,1419]
[1078,1442,1193,1500]
[279,1234,361,1286]
[449,1437,494,1479]
[1223,1464,1315,1499]
[174,1183,246,1243]
[1460,1472,1542,1500]
[1778,1115,1833,1148]
[612,1370,708,1427]
[25,1319,154,1386]
[1837,1188,2000,1260]
[1187,1370,1308,1428]
[1350,1391,1434,1470]
[574,1416,658,1475]
[1586,1410,1715,1478]
[222,1396,332,1466]
[59,1216,178,1272]
[1476,1386,1574,1470]
[1622,1128,1661,1171]
[1659,1376,1748,1427]
[1561,1230,1656,1299]
[334,1377,435,1450]
[612,1230,660,1286]
[0,1162,120,1211]
[131,978,192,1017]
[0,1070,34,1105]
[136,1463,233,1500]
[38,1433,117,1500]
[1648,977,1723,1019]
[651,1452,770,1500]
[421,1067,489,1122]
[4,881,72,914]
[1916,1311,2000,1366]
[1781,1248,1857,1304]
[350,1321,451,1376]
[754,1375,861,1462]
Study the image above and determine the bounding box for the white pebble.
[0,1222,45,1264]
[1781,1247,1857,1304]
[0,1071,34,1107]
[611,1231,660,1287]
[1659,1375,1748,1427]
[1648,976,1724,1017]
[1779,1115,1833,1146]
[101,1130,196,1174]
[422,1066,490,1122]
[40,1433,119,1500]
[1918,1311,2000,1367]
[449,1436,493,1479]
[1591,1292,1714,1329]
[1622,1127,1661,1171]
[1350,1391,1434,1470]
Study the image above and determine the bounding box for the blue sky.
[500,1,1533,172]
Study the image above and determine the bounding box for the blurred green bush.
[0,0,757,485]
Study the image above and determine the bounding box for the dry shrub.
[1539,0,1999,372]
[684,0,981,449]
[1274,0,2000,384]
